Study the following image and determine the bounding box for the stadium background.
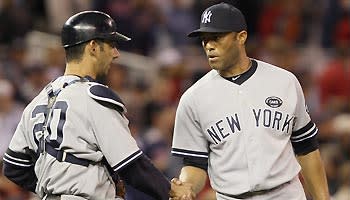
[0,0,349,199]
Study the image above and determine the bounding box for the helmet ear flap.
[61,11,130,48]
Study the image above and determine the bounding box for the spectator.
[0,79,24,157]
[318,47,350,113]
[332,161,350,200]
[321,0,350,48]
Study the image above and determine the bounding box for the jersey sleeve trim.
[3,149,33,167]
[112,150,143,172]
[171,148,208,158]
[291,121,319,155]
[291,121,318,142]
[183,156,208,171]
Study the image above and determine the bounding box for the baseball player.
[2,11,193,200]
[171,3,330,200]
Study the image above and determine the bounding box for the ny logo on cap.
[202,10,212,24]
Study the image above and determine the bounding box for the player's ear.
[236,31,247,45]
[87,40,99,56]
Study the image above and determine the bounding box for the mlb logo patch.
[265,96,283,108]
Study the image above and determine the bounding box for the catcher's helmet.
[61,11,131,48]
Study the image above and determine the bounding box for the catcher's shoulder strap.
[87,83,126,114]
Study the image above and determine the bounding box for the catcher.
[2,11,194,200]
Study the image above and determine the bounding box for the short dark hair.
[64,42,87,63]
[64,40,106,63]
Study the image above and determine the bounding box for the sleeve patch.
[87,84,127,113]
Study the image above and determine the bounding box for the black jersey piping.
[222,59,258,85]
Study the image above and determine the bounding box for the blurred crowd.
[0,0,349,199]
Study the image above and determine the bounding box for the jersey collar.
[83,75,97,82]
[63,74,96,82]
[222,59,257,85]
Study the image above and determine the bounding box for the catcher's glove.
[116,179,126,199]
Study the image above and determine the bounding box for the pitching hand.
[169,178,196,200]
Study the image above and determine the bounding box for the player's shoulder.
[183,70,215,91]
[87,82,126,113]
[26,87,49,108]
[255,59,298,81]
[19,88,48,124]
[179,70,218,102]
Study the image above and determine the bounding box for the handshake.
[169,178,196,200]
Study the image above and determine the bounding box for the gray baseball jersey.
[171,59,318,197]
[4,75,142,199]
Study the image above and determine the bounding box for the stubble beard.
[95,65,109,84]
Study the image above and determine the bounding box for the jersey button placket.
[241,88,259,190]
[237,88,253,190]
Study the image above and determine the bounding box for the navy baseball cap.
[188,2,247,37]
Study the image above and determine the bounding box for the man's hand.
[116,180,126,198]
[169,178,196,200]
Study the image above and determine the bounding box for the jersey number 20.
[31,101,68,149]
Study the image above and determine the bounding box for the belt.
[218,181,290,199]
[44,195,124,200]
[45,144,91,167]
[44,194,87,200]
[44,195,60,200]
